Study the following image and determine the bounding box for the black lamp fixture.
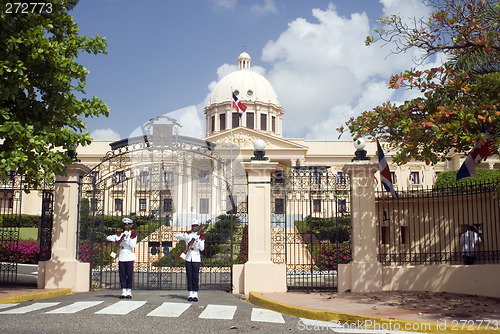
[251,139,268,161]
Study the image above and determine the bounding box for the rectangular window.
[410,172,420,184]
[139,198,147,211]
[381,226,390,245]
[246,112,254,129]
[114,171,126,184]
[220,114,226,130]
[199,170,211,183]
[273,170,285,184]
[401,226,408,245]
[260,114,267,130]
[272,116,276,132]
[139,171,149,185]
[164,172,174,185]
[337,172,345,184]
[200,198,209,214]
[338,198,347,214]
[163,198,172,212]
[391,172,397,184]
[115,198,123,212]
[312,170,322,184]
[211,116,215,132]
[90,198,98,213]
[275,198,285,214]
[8,197,14,209]
[90,171,99,183]
[313,199,321,213]
[232,112,240,128]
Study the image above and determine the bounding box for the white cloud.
[250,0,277,16]
[380,0,428,23]
[210,0,236,10]
[258,2,439,139]
[90,128,121,141]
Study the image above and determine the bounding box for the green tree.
[0,0,109,190]
[340,0,500,165]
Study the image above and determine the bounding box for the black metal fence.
[376,179,500,266]
[0,175,22,284]
[0,174,53,284]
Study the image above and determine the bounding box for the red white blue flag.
[232,92,247,114]
[377,140,398,198]
[456,127,496,181]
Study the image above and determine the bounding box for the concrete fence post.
[232,161,287,294]
[38,163,91,292]
[338,161,383,292]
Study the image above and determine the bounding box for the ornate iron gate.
[0,173,23,284]
[79,121,247,291]
[0,174,53,284]
[272,167,351,291]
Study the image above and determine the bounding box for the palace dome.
[208,52,280,106]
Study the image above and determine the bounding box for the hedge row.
[0,215,39,228]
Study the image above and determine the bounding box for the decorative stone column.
[38,163,91,292]
[339,161,383,292]
[232,161,287,294]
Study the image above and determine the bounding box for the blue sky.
[72,0,437,141]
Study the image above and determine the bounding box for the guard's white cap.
[122,217,133,225]
[191,219,200,226]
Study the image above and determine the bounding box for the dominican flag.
[377,140,398,198]
[456,127,497,181]
[232,92,247,114]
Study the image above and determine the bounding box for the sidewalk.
[1,286,499,333]
[250,290,500,334]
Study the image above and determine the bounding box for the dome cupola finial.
[238,52,251,70]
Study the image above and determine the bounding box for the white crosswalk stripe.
[0,302,60,314]
[147,302,191,317]
[198,304,237,320]
[46,301,104,314]
[251,308,285,323]
[94,301,146,315]
[0,304,19,310]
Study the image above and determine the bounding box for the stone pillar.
[38,163,91,292]
[339,161,383,292]
[232,161,286,294]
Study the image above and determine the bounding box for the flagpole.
[230,87,234,200]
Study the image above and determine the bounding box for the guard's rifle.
[110,233,126,259]
[179,220,210,260]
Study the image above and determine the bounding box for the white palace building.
[79,52,498,189]
[3,52,500,217]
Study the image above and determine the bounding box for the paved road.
[0,290,427,334]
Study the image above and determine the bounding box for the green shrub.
[295,215,351,243]
[0,215,39,228]
[434,169,500,190]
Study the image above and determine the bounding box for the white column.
[38,163,91,292]
[339,161,383,292]
[232,161,286,294]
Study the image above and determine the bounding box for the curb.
[0,288,72,304]
[248,291,499,334]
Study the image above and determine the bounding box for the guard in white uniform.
[106,217,137,299]
[175,220,205,301]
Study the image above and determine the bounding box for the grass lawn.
[19,227,38,240]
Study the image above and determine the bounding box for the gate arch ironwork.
[79,126,247,291]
